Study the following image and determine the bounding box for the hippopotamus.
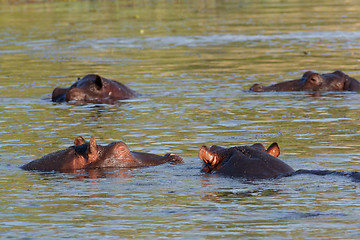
[52,74,138,104]
[250,70,360,92]
[199,142,360,181]
[21,136,183,172]
[199,143,294,179]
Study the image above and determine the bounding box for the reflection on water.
[30,167,136,179]
[1,0,360,239]
[203,188,281,202]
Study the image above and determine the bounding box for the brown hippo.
[21,136,183,172]
[199,143,294,179]
[52,74,138,104]
[199,142,360,181]
[250,71,360,92]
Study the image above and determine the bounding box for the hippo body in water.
[250,71,360,92]
[22,136,183,172]
[199,142,360,181]
[52,74,138,104]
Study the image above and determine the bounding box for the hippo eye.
[307,74,322,85]
[302,71,314,79]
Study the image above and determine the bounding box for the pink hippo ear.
[266,142,280,157]
[86,135,99,164]
[74,136,86,146]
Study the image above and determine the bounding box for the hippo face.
[21,136,183,172]
[301,71,324,90]
[301,71,348,91]
[250,71,360,92]
[52,74,138,104]
[199,143,294,179]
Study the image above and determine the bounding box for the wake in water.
[291,169,360,182]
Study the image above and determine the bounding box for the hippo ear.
[94,75,103,90]
[86,135,99,164]
[74,136,86,146]
[266,143,280,157]
[89,135,97,154]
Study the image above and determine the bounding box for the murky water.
[1,0,360,239]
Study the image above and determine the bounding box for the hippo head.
[198,142,294,179]
[21,136,98,172]
[250,70,354,92]
[199,143,280,170]
[21,136,117,172]
[21,136,183,172]
[303,70,350,91]
[52,74,137,104]
[65,74,113,103]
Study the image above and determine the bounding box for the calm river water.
[1,0,360,239]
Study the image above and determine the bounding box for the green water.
[1,0,360,239]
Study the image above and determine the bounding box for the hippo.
[250,70,360,92]
[52,74,138,104]
[21,136,183,172]
[199,142,293,179]
[199,142,360,181]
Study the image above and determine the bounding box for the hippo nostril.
[65,88,86,102]
[165,153,184,164]
[250,84,265,92]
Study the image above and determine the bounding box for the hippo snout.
[249,84,265,92]
[164,153,184,164]
[199,146,219,166]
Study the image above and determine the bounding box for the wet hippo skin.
[21,136,183,172]
[52,74,138,104]
[250,71,360,92]
[199,142,360,181]
[199,143,294,179]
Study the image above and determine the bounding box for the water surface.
[1,0,360,239]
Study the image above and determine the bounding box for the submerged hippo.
[199,142,360,181]
[22,136,183,172]
[52,74,138,104]
[250,71,360,92]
